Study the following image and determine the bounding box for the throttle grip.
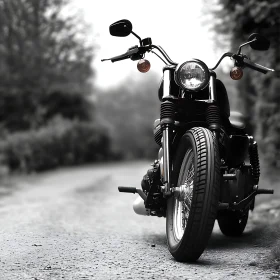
[243,58,270,74]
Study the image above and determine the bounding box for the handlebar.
[101,44,177,65]
[102,44,274,75]
[211,52,274,74]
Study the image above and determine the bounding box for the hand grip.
[111,47,139,63]
[243,58,270,74]
[118,186,137,193]
[111,54,130,63]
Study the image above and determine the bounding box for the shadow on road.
[208,225,276,250]
[142,233,167,246]
[141,223,275,251]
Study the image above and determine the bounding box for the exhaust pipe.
[133,196,150,216]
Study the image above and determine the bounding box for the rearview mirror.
[109,19,132,37]
[248,33,270,51]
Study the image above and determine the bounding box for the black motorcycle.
[102,19,275,262]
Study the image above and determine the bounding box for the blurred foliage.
[0,0,113,172]
[211,0,280,167]
[0,0,94,94]
[0,118,111,172]
[0,90,95,133]
[42,91,94,123]
[96,74,160,160]
[0,0,95,132]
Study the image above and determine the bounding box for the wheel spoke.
[183,201,190,212]
[173,149,195,242]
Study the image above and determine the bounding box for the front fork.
[160,70,220,197]
[160,68,175,196]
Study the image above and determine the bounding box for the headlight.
[175,59,210,91]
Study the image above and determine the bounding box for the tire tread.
[166,127,220,261]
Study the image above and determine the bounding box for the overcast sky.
[71,0,221,89]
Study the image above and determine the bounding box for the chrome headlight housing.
[175,59,210,91]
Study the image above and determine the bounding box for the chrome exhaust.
[133,196,150,216]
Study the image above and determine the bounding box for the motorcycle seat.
[229,111,246,129]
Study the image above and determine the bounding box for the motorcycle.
[102,19,275,262]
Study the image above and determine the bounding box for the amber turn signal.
[230,67,243,80]
[137,59,151,73]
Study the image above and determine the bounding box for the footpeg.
[256,188,274,194]
[118,186,137,193]
[118,186,147,201]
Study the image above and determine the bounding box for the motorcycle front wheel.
[166,127,220,262]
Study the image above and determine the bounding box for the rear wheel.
[217,210,249,236]
[166,127,220,262]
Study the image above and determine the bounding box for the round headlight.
[175,59,210,91]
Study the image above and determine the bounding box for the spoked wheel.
[166,127,220,262]
[173,149,195,242]
[217,210,249,237]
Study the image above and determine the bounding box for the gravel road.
[0,161,278,279]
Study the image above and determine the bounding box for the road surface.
[0,161,278,279]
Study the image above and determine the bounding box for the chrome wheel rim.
[173,149,195,242]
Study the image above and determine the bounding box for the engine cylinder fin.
[160,100,176,120]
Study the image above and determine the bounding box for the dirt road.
[0,161,278,279]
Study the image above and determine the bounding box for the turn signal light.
[137,59,151,73]
[230,67,243,80]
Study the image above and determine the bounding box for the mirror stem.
[131,31,143,46]
[237,38,257,55]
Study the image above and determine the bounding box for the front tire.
[166,127,220,262]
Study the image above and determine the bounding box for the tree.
[0,0,95,131]
[210,0,280,167]
[96,74,160,159]
[0,0,93,94]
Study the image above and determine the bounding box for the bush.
[0,118,112,172]
[42,91,94,122]
[0,89,96,133]
[0,90,42,132]
[96,75,160,160]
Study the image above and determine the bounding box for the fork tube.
[207,71,220,139]
[209,71,217,102]
[161,69,175,196]
[162,127,171,189]
[161,121,173,197]
[163,70,171,99]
